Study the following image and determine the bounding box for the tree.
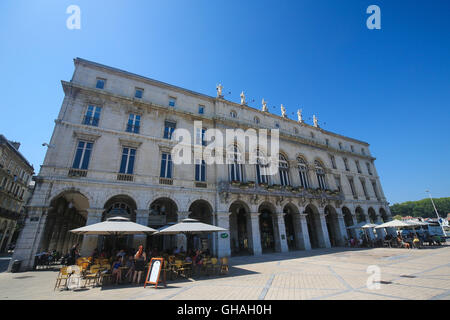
[390,197,450,218]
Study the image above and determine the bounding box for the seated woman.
[397,236,410,249]
[413,234,421,249]
[111,258,122,285]
[125,256,135,283]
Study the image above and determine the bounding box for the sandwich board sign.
[144,257,165,288]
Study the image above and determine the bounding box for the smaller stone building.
[0,134,34,253]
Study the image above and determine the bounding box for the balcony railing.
[117,173,134,182]
[195,182,207,188]
[159,177,173,185]
[68,169,88,177]
[219,181,343,199]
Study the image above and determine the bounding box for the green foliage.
[390,197,450,218]
[393,214,403,220]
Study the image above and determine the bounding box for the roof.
[0,134,34,171]
[73,57,371,147]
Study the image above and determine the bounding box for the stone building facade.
[11,58,393,271]
[0,135,34,253]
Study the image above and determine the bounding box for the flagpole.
[425,190,446,236]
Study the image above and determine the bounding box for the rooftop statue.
[313,115,319,127]
[297,109,303,123]
[240,91,246,105]
[281,104,287,118]
[216,83,223,97]
[262,98,268,112]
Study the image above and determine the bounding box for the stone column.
[0,223,8,251]
[9,206,49,271]
[133,209,149,249]
[317,208,331,248]
[176,211,189,251]
[364,214,375,240]
[80,208,102,257]
[4,222,17,252]
[350,213,360,240]
[249,213,262,255]
[299,213,312,250]
[335,208,348,246]
[216,212,231,258]
[274,213,289,253]
[375,215,386,239]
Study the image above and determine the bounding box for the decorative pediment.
[119,137,143,149]
[73,130,101,142]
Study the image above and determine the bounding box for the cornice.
[61,81,376,162]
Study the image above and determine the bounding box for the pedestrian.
[133,245,147,284]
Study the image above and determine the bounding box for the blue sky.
[0,0,449,205]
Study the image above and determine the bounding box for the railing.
[159,177,173,185]
[195,182,207,188]
[219,181,343,199]
[117,173,134,181]
[68,169,88,177]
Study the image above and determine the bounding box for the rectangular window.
[198,105,205,114]
[119,147,136,174]
[343,158,349,171]
[96,78,106,89]
[126,114,141,134]
[163,121,176,139]
[160,153,173,178]
[366,162,372,175]
[83,105,102,126]
[72,141,93,170]
[325,139,329,146]
[196,127,207,146]
[329,154,336,169]
[168,97,176,107]
[355,160,361,173]
[372,181,380,200]
[339,142,343,150]
[195,159,206,182]
[351,145,354,152]
[335,176,341,192]
[360,178,368,198]
[134,88,143,99]
[348,177,357,198]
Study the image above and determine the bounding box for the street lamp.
[42,143,55,149]
[425,190,447,236]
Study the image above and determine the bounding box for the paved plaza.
[0,246,449,300]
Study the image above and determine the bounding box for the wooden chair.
[83,265,101,287]
[54,266,70,291]
[174,260,190,278]
[209,258,221,275]
[220,257,229,275]
[161,259,173,281]
[98,265,112,286]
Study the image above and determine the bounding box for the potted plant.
[247,181,255,188]
[285,185,294,192]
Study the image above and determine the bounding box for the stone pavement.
[0,246,449,300]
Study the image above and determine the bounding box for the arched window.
[254,116,260,124]
[315,160,327,190]
[230,110,237,118]
[256,150,270,185]
[279,154,290,186]
[297,157,309,188]
[228,145,243,182]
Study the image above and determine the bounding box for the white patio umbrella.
[70,216,157,235]
[153,218,227,235]
[375,219,411,229]
[153,218,228,252]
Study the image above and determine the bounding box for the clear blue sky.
[1,0,449,205]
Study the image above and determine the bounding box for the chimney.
[10,141,20,150]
